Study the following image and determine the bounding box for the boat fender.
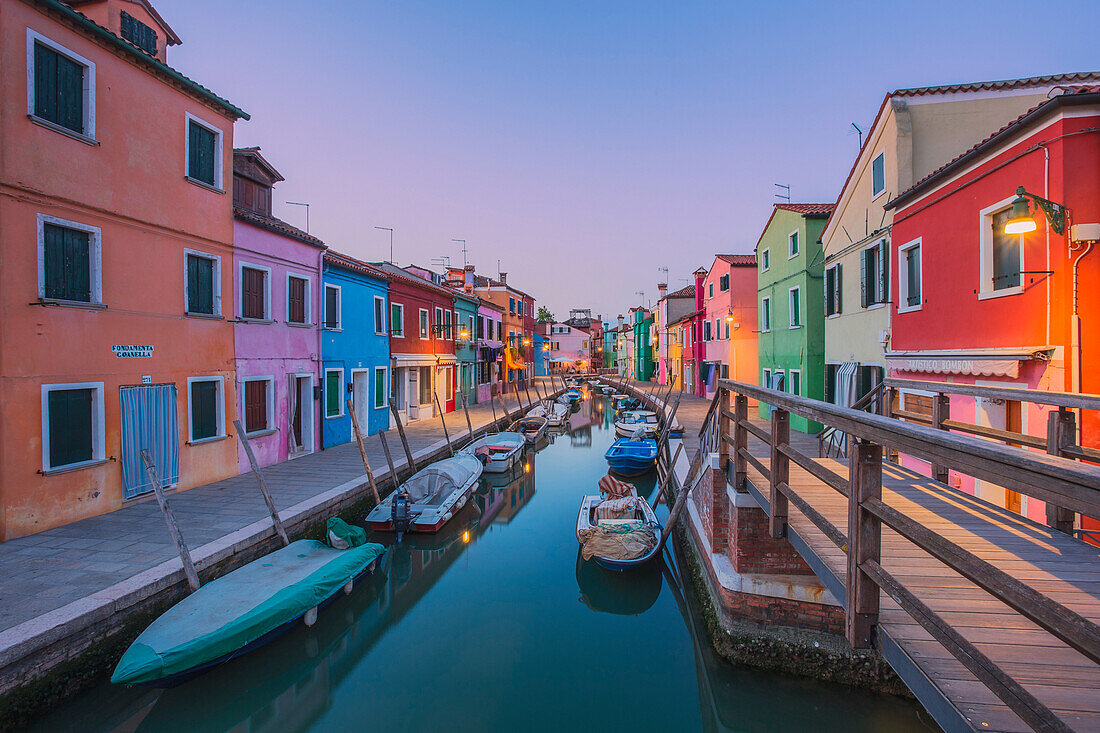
[343,578,354,595]
[443,512,452,522]
[456,496,466,509]
[304,606,318,627]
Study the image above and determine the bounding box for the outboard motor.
[392,490,412,538]
[631,426,648,441]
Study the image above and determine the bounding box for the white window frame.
[788,286,801,328]
[242,375,275,435]
[762,368,771,388]
[186,375,226,443]
[419,308,430,339]
[373,295,387,335]
[26,29,96,142]
[789,369,802,396]
[897,238,923,314]
[184,112,224,191]
[871,151,886,200]
[285,271,313,326]
[323,283,342,330]
[324,368,345,419]
[788,230,800,259]
[760,296,771,332]
[40,381,105,472]
[862,239,890,310]
[761,249,770,272]
[390,302,405,336]
[825,263,841,319]
[374,366,389,409]
[237,261,272,321]
[978,195,1024,300]
[183,249,222,316]
[36,214,102,304]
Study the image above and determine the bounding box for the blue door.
[120,384,179,498]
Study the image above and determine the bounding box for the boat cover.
[578,521,657,561]
[400,455,482,505]
[112,539,385,685]
[598,474,635,498]
[326,517,368,549]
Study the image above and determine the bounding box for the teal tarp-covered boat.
[112,539,385,687]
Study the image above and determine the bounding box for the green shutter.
[877,241,889,304]
[187,255,214,314]
[374,369,385,408]
[326,372,340,416]
[48,388,93,468]
[860,249,869,307]
[34,43,85,134]
[188,121,216,185]
[43,223,91,302]
[190,381,218,439]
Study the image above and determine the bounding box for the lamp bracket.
[1018,186,1068,235]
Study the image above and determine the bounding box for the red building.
[885,85,1100,526]
[522,293,536,373]
[373,263,456,422]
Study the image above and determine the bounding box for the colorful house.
[232,149,325,470]
[452,289,480,406]
[654,283,696,386]
[472,269,527,392]
[546,321,591,372]
[820,73,1100,409]
[0,0,247,539]
[603,324,617,370]
[632,307,655,382]
[532,330,548,376]
[884,85,1100,525]
[320,251,391,444]
[702,255,758,393]
[756,204,834,432]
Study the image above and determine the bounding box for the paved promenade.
[0,385,547,634]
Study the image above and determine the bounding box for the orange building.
[0,0,248,539]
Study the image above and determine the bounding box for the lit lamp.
[523,338,531,346]
[1004,186,1067,235]
[459,328,469,340]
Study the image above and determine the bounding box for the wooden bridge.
[681,379,1100,733]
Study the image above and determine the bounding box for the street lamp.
[1004,186,1067,235]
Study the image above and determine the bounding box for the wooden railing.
[817,380,886,460]
[698,378,1100,732]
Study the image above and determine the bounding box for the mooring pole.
[346,399,381,506]
[389,403,417,474]
[140,449,200,592]
[234,420,290,547]
[434,393,454,456]
[461,394,474,441]
[378,430,400,485]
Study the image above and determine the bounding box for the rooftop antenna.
[286,201,310,233]
[452,239,468,267]
[374,226,394,264]
[431,256,450,272]
[774,184,790,203]
[657,266,669,283]
[851,122,863,149]
[635,290,645,306]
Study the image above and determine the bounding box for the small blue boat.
[604,438,658,477]
[563,389,583,403]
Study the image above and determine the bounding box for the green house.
[754,203,834,433]
[633,309,655,381]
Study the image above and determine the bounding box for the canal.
[31,394,936,733]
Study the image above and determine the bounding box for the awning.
[886,348,1052,379]
[393,353,457,368]
[504,347,526,370]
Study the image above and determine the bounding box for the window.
[28,31,95,139]
[120,11,157,55]
[724,321,730,339]
[715,318,721,340]
[239,264,270,320]
[374,295,386,335]
[324,284,341,329]
[243,378,273,434]
[187,376,224,442]
[287,274,310,325]
[703,320,711,340]
[898,239,922,312]
[445,367,454,400]
[762,368,771,387]
[509,297,516,314]
[991,208,1022,292]
[477,316,485,339]
[185,114,223,189]
[719,274,729,291]
[761,249,770,271]
[825,264,842,317]
[185,250,220,315]
[789,370,801,396]
[418,366,432,404]
[788,231,799,258]
[789,287,801,327]
[761,297,771,332]
[708,283,714,298]
[517,301,523,316]
[419,309,429,339]
[374,367,387,408]
[41,382,104,471]
[872,152,886,198]
[860,240,889,307]
[391,303,404,336]
[37,215,101,304]
[325,369,344,418]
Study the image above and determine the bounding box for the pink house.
[654,283,696,386]
[232,148,325,470]
[546,321,591,371]
[703,254,758,395]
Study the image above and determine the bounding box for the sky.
[161,0,1097,322]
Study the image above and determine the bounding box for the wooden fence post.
[346,399,381,506]
[881,386,898,463]
[847,439,882,649]
[234,420,291,547]
[461,394,474,441]
[140,449,200,592]
[733,394,748,492]
[1046,408,1077,535]
[930,393,950,483]
[717,387,731,471]
[769,409,790,538]
[389,403,417,474]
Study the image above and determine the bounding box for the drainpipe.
[318,247,326,451]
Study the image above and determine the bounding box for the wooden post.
[140,449,200,592]
[930,393,950,483]
[233,420,291,547]
[769,409,789,538]
[717,387,731,471]
[1046,408,1077,535]
[433,393,454,456]
[378,430,400,485]
[489,390,498,426]
[733,393,748,492]
[523,380,534,410]
[496,390,509,424]
[847,439,882,649]
[389,403,417,474]
[461,394,474,441]
[346,399,381,506]
[533,380,543,403]
[882,386,898,463]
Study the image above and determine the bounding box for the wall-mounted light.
[1005,185,1067,235]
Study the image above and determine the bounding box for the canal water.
[31,394,936,733]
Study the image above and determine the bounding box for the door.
[352,371,370,432]
[120,384,179,498]
[974,382,1026,514]
[293,376,314,454]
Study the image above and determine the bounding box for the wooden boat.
[614,410,659,437]
[544,401,569,426]
[366,454,483,532]
[508,415,549,444]
[111,538,386,687]
[604,437,658,477]
[575,493,662,571]
[601,386,616,395]
[562,389,583,403]
[457,432,526,473]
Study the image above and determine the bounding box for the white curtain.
[287,374,299,452]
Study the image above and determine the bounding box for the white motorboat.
[614,410,659,437]
[366,454,483,533]
[457,432,526,473]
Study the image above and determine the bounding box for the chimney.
[499,272,508,285]
[617,314,624,328]
[693,267,708,311]
[657,283,668,297]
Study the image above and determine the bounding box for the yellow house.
[820,72,1100,406]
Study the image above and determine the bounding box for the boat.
[457,431,526,473]
[111,536,386,687]
[604,437,658,477]
[366,454,484,532]
[601,386,616,395]
[614,410,659,437]
[562,389,583,403]
[614,397,643,414]
[536,400,569,426]
[587,379,601,387]
[575,490,662,571]
[507,415,549,444]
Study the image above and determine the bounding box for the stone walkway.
[0,384,550,633]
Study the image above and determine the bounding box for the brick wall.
[726,502,814,575]
[715,583,845,635]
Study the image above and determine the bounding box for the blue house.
[321,251,391,447]
[533,332,548,376]
[453,290,480,406]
